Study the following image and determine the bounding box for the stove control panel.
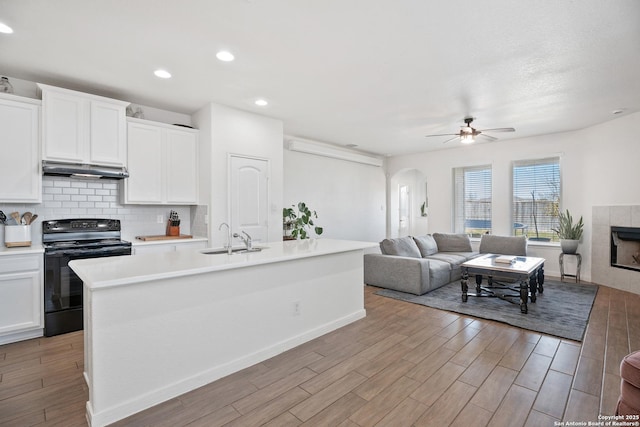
[43,219,121,233]
[71,220,98,229]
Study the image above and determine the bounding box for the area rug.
[375,279,598,341]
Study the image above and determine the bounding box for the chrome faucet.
[218,222,232,255]
[233,231,253,250]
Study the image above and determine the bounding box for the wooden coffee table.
[460,254,545,314]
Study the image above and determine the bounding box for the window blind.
[512,157,560,241]
[453,165,492,235]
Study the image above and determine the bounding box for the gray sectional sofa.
[364,233,527,295]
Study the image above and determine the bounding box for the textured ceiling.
[1,0,639,155]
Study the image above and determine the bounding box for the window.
[512,157,560,242]
[453,165,492,236]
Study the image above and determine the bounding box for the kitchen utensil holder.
[5,225,31,247]
[167,224,180,237]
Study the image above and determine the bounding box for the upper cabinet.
[124,118,198,205]
[38,84,129,167]
[0,93,41,203]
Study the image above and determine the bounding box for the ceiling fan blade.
[442,136,460,144]
[478,127,515,133]
[425,133,459,138]
[477,133,497,141]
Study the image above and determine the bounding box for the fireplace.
[611,226,640,272]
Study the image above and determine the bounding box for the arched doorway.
[389,169,428,238]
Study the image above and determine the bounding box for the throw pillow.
[479,234,527,256]
[413,235,438,257]
[432,233,472,252]
[379,236,422,258]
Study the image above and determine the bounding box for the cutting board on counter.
[135,234,193,241]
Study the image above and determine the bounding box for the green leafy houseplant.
[552,209,584,240]
[283,202,323,239]
[552,209,584,254]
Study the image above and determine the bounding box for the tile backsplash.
[1,176,207,245]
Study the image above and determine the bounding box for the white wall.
[283,149,386,243]
[194,103,284,247]
[387,111,640,283]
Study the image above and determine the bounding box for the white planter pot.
[560,239,579,254]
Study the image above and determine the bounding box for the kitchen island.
[69,238,376,427]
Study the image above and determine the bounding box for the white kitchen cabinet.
[0,253,43,345]
[0,94,41,203]
[125,121,163,203]
[124,118,198,205]
[38,83,128,167]
[132,240,207,255]
[166,128,199,204]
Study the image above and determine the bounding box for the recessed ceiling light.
[0,23,13,34]
[612,109,625,115]
[216,51,235,62]
[254,99,268,107]
[154,69,172,79]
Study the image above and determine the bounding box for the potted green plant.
[420,201,428,217]
[552,209,584,254]
[282,202,323,240]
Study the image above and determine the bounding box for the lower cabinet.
[0,254,43,344]
[132,240,207,256]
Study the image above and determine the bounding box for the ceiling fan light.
[154,69,172,79]
[461,134,475,144]
[0,23,13,34]
[216,50,235,62]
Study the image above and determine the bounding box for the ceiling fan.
[425,117,515,144]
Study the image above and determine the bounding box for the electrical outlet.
[293,301,301,316]
[156,215,164,224]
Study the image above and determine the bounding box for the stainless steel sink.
[201,247,265,255]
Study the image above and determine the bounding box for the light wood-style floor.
[1,281,638,427]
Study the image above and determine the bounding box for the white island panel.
[71,239,374,427]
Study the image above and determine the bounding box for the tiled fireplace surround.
[592,205,640,294]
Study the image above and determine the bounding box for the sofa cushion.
[428,259,453,291]
[479,234,527,256]
[413,235,438,257]
[621,350,640,389]
[424,252,469,265]
[379,236,422,258]
[432,233,472,252]
[619,379,640,415]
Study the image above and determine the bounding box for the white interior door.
[229,155,269,243]
[398,184,410,236]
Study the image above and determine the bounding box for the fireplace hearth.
[611,226,640,272]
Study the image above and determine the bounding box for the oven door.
[44,246,131,336]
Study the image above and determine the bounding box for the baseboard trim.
[0,328,43,345]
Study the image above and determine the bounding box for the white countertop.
[70,238,377,290]
[0,244,44,256]
[126,235,208,246]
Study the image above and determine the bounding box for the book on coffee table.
[495,255,517,264]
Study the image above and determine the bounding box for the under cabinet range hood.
[42,161,129,180]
